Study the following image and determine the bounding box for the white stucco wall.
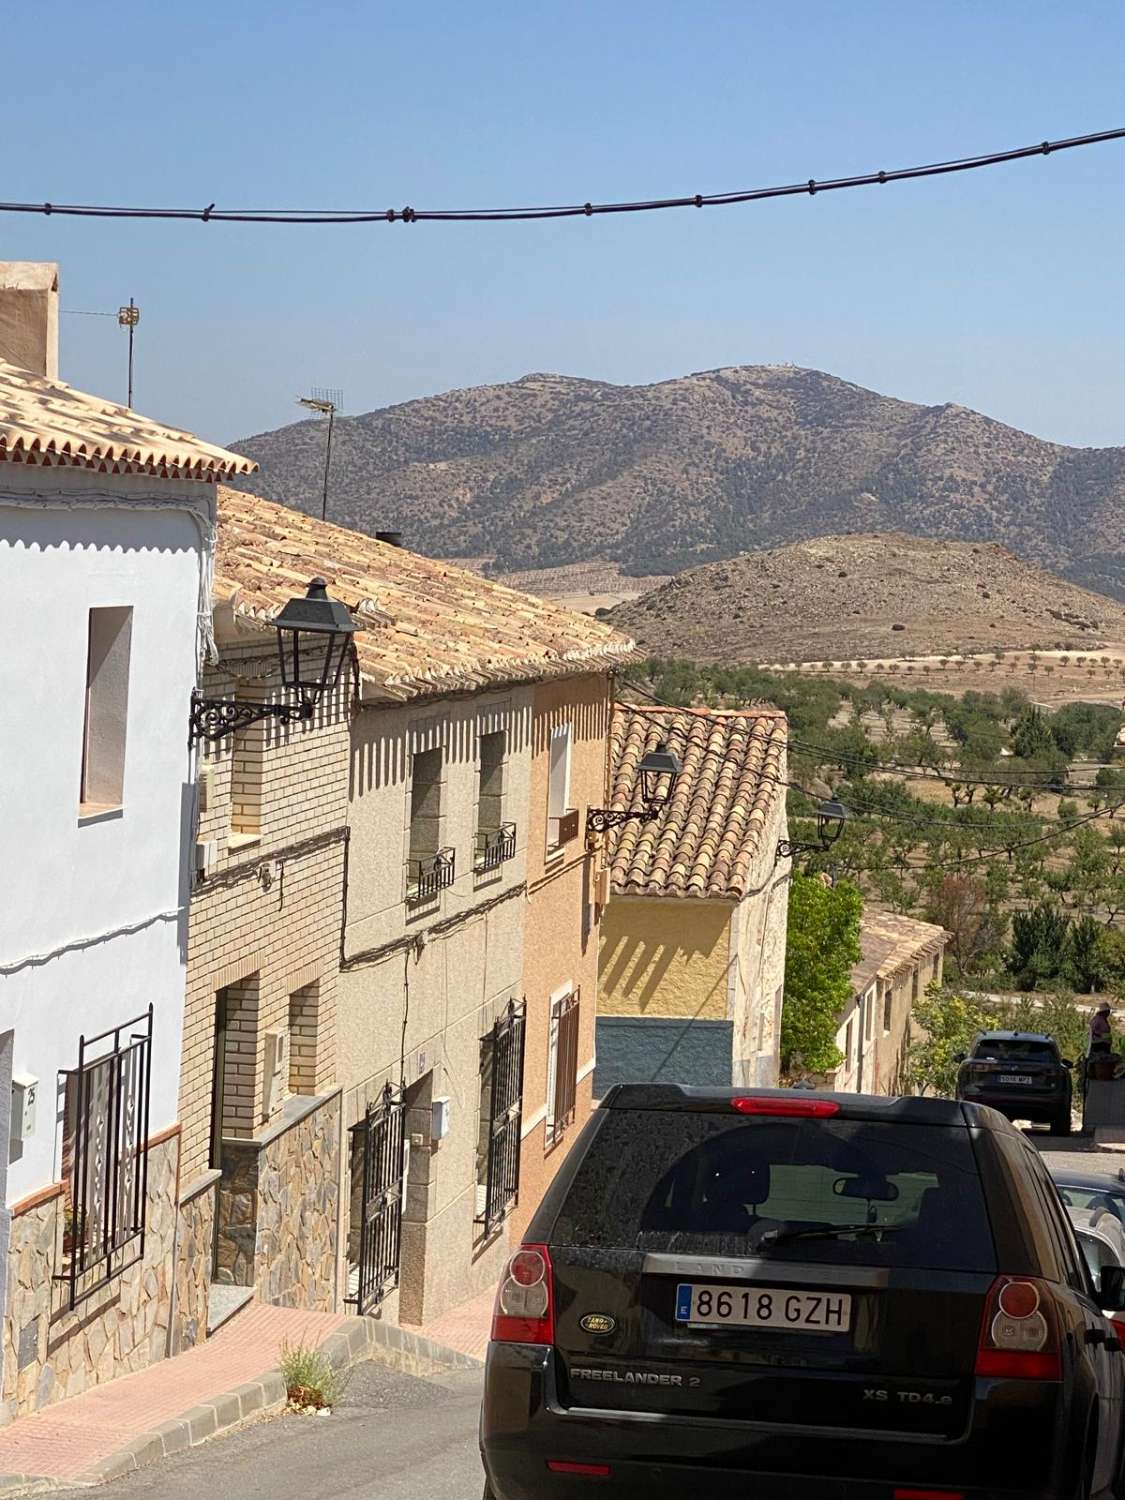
[0,470,212,1202]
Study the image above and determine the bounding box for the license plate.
[675,1283,852,1332]
[998,1074,1034,1085]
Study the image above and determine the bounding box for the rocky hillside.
[609,534,1125,663]
[229,365,1125,597]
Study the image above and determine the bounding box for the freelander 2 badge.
[580,1313,616,1335]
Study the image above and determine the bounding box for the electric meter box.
[11,1074,38,1144]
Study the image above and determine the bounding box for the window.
[59,1006,153,1309]
[407,747,453,899]
[80,606,132,814]
[229,694,265,841]
[552,1113,998,1273]
[476,1001,526,1233]
[883,988,893,1034]
[864,995,873,1042]
[547,723,575,852]
[546,986,580,1143]
[912,967,921,1003]
[932,954,940,982]
[844,1019,854,1068]
[475,731,515,872]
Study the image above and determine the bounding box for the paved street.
[56,1362,485,1500]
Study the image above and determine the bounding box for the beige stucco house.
[597,705,791,1091]
[831,909,949,1096]
[174,487,634,1343]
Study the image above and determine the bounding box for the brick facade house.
[173,488,634,1339]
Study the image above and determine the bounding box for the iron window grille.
[407,847,455,902]
[346,1083,405,1316]
[477,1000,526,1236]
[548,988,580,1144]
[475,822,516,874]
[56,1006,153,1311]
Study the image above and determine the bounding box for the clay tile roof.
[215,486,638,701]
[852,908,949,992]
[607,702,788,901]
[0,358,257,480]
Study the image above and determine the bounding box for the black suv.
[481,1086,1124,1500]
[956,1031,1074,1135]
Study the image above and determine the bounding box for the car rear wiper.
[757,1223,907,1249]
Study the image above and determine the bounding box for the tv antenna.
[296,387,343,522]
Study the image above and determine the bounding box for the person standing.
[1090,1001,1113,1056]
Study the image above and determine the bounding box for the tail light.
[1111,1317,1125,1350]
[732,1097,839,1118]
[548,1462,612,1478]
[491,1243,555,1345]
[975,1276,1061,1380]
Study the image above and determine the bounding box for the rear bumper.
[481,1343,1072,1500]
[959,1087,1067,1118]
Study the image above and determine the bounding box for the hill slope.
[608,534,1125,663]
[229,366,1125,596]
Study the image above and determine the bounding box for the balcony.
[407,847,455,902]
[547,807,580,853]
[475,821,517,875]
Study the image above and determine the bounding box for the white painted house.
[0,263,256,1419]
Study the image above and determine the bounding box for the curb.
[0,1316,480,1495]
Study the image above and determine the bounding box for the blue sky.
[6,0,1125,449]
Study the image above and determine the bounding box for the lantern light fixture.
[586,739,683,845]
[189,577,357,746]
[776,798,851,862]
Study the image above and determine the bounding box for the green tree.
[781,874,863,1074]
[1065,915,1108,994]
[1012,706,1055,760]
[905,990,991,1097]
[1008,902,1070,989]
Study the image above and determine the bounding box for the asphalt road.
[56,1362,486,1500]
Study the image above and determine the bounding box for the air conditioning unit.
[11,1074,38,1145]
[263,1031,289,1116]
[197,763,215,814]
[194,839,218,875]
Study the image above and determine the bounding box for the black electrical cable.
[2,126,1123,227]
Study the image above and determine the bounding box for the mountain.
[608,533,1125,663]
[228,366,1125,597]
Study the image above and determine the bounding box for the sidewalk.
[413,1283,496,1363]
[0,1303,345,1491]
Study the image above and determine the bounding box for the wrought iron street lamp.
[189,577,357,746]
[585,740,683,846]
[776,798,850,861]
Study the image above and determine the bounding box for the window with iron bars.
[476,1000,526,1235]
[407,846,455,902]
[546,987,580,1145]
[56,1006,153,1311]
[475,822,516,874]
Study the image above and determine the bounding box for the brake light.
[732,1097,839,1118]
[491,1243,555,1345]
[1111,1317,1125,1350]
[895,1491,963,1500]
[975,1276,1061,1381]
[548,1462,612,1477]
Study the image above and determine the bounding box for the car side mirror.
[953,1052,966,1064]
[1062,1059,1074,1070]
[1101,1265,1125,1311]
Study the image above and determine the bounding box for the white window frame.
[546,723,573,852]
[545,981,574,1143]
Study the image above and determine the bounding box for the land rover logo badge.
[581,1314,616,1335]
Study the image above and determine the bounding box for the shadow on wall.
[349,700,533,800]
[600,906,731,1016]
[595,1017,735,1093]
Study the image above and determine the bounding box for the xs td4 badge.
[580,1314,616,1335]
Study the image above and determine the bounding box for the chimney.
[376,530,404,549]
[0,262,60,380]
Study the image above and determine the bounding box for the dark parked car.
[481,1086,1125,1500]
[956,1030,1074,1134]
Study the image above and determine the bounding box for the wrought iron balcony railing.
[475,821,517,874]
[407,847,455,902]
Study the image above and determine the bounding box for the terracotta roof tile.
[0,358,256,480]
[607,703,788,901]
[852,908,949,991]
[215,486,637,701]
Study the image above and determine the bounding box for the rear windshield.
[553,1112,996,1272]
[973,1040,1056,1062]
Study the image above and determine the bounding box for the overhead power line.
[3,126,1124,228]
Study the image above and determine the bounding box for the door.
[348,1084,405,1316]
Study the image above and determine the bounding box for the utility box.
[431,1096,451,1142]
[11,1074,38,1144]
[263,1031,289,1116]
[194,839,218,875]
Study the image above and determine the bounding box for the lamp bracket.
[776,836,832,861]
[585,802,665,846]
[189,692,315,747]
